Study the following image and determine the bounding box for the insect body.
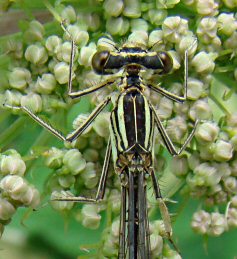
[6,34,197,258]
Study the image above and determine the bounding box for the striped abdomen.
[110,88,154,167]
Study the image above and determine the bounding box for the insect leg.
[150,168,180,254]
[60,20,77,98]
[118,184,126,259]
[61,20,119,99]
[137,171,149,259]
[150,103,198,156]
[4,96,111,142]
[53,138,111,202]
[66,96,111,141]
[146,44,190,103]
[128,170,136,259]
[68,77,119,99]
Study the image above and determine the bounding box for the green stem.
[0,116,27,148]
[0,110,10,124]
[209,93,231,116]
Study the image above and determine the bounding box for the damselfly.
[6,25,197,258]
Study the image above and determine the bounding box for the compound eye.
[92,51,110,74]
[158,52,173,74]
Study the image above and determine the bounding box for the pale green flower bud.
[81,204,101,229]
[223,176,237,193]
[191,51,215,74]
[194,162,221,187]
[21,93,42,113]
[56,165,70,176]
[189,99,212,121]
[156,0,180,9]
[108,189,121,214]
[149,220,164,236]
[63,149,86,175]
[83,149,99,162]
[0,175,28,201]
[168,50,181,70]
[191,210,211,234]
[148,30,164,49]
[171,156,189,177]
[226,112,237,127]
[196,0,218,16]
[223,0,237,8]
[4,40,23,59]
[156,97,173,119]
[188,153,201,171]
[128,31,148,46]
[56,42,73,63]
[131,19,148,32]
[0,198,15,220]
[23,20,45,43]
[213,140,233,162]
[123,0,141,18]
[206,36,222,52]
[186,78,205,100]
[25,44,48,65]
[183,0,195,5]
[195,121,219,144]
[97,38,117,52]
[198,143,214,160]
[208,212,227,236]
[8,67,31,90]
[47,59,57,73]
[111,219,120,237]
[61,5,77,23]
[44,147,64,169]
[230,158,237,176]
[45,35,62,55]
[224,32,237,49]
[81,162,98,189]
[176,35,197,57]
[150,233,163,256]
[93,112,110,138]
[197,17,217,44]
[84,14,101,32]
[227,208,237,228]
[148,9,167,26]
[162,16,189,44]
[106,17,129,36]
[102,235,118,257]
[51,190,74,211]
[72,136,88,150]
[20,186,40,208]
[230,195,237,207]
[54,62,70,84]
[65,25,89,47]
[166,116,187,142]
[72,113,93,134]
[35,73,57,94]
[4,90,22,111]
[58,174,75,188]
[213,162,231,178]
[217,13,237,36]
[78,42,97,67]
[214,190,228,204]
[103,0,124,17]
[0,155,26,176]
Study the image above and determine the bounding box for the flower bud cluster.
[191,210,227,236]
[0,149,40,236]
[2,0,237,255]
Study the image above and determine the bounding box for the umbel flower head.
[0,0,237,258]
